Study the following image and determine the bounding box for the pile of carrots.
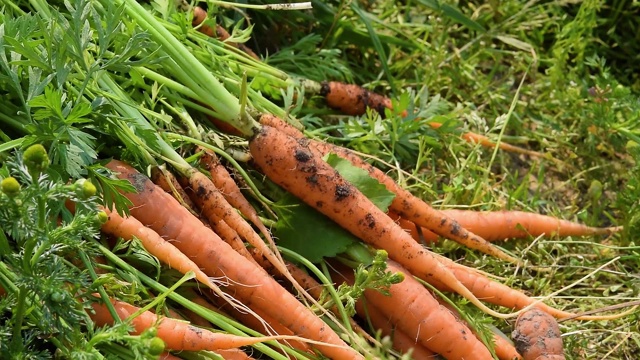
[60,5,635,360]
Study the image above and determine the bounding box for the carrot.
[105,160,364,359]
[511,308,566,360]
[150,165,198,214]
[320,81,398,117]
[215,348,257,360]
[100,207,220,294]
[258,115,525,266]
[249,124,537,320]
[435,296,522,360]
[331,260,492,359]
[437,209,620,241]
[354,300,437,359]
[191,6,260,60]
[388,210,439,244]
[88,297,299,351]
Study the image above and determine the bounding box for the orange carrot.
[331,260,492,359]
[249,125,522,321]
[215,349,257,360]
[258,114,525,266]
[435,296,522,360]
[150,165,198,213]
[105,160,363,359]
[191,6,260,60]
[100,207,219,294]
[512,308,565,360]
[320,81,397,117]
[438,209,619,241]
[89,297,297,351]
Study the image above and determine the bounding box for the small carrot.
[512,308,565,360]
[89,297,301,351]
[215,348,257,360]
[437,209,620,241]
[100,207,219,294]
[191,6,260,60]
[331,260,492,359]
[150,165,198,213]
[258,114,525,266]
[105,160,364,359]
[320,81,397,117]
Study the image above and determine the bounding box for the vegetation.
[0,0,639,359]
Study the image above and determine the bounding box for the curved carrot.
[89,298,298,351]
[258,114,525,266]
[100,207,218,293]
[332,260,491,359]
[248,124,518,320]
[105,160,363,359]
[150,165,198,213]
[512,308,565,360]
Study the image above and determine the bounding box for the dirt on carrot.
[512,308,566,360]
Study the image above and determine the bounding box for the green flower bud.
[96,211,109,225]
[147,337,165,356]
[23,144,50,175]
[1,177,21,197]
[75,179,97,199]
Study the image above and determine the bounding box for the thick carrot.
[258,115,525,266]
[89,297,296,351]
[100,207,219,294]
[354,300,437,359]
[332,260,492,359]
[249,125,523,322]
[320,81,397,117]
[105,160,363,359]
[511,308,565,360]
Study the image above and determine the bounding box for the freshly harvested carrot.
[320,81,396,117]
[249,124,526,319]
[388,210,439,244]
[191,6,260,60]
[215,349,257,360]
[435,296,522,360]
[437,209,619,242]
[159,352,182,360]
[332,260,492,359]
[354,300,437,359]
[150,165,198,213]
[258,115,524,266]
[105,160,363,359]
[197,146,274,253]
[100,207,219,294]
[511,308,565,360]
[89,297,299,351]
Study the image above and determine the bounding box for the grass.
[244,0,640,358]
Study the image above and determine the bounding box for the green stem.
[79,251,121,324]
[9,287,28,352]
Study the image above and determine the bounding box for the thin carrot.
[331,260,492,359]
[191,6,260,60]
[100,207,219,294]
[248,124,519,320]
[89,297,300,351]
[437,209,620,241]
[388,210,439,244]
[215,348,257,360]
[105,160,364,359]
[259,114,525,266]
[354,300,437,359]
[197,146,275,252]
[150,165,198,213]
[512,308,566,360]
